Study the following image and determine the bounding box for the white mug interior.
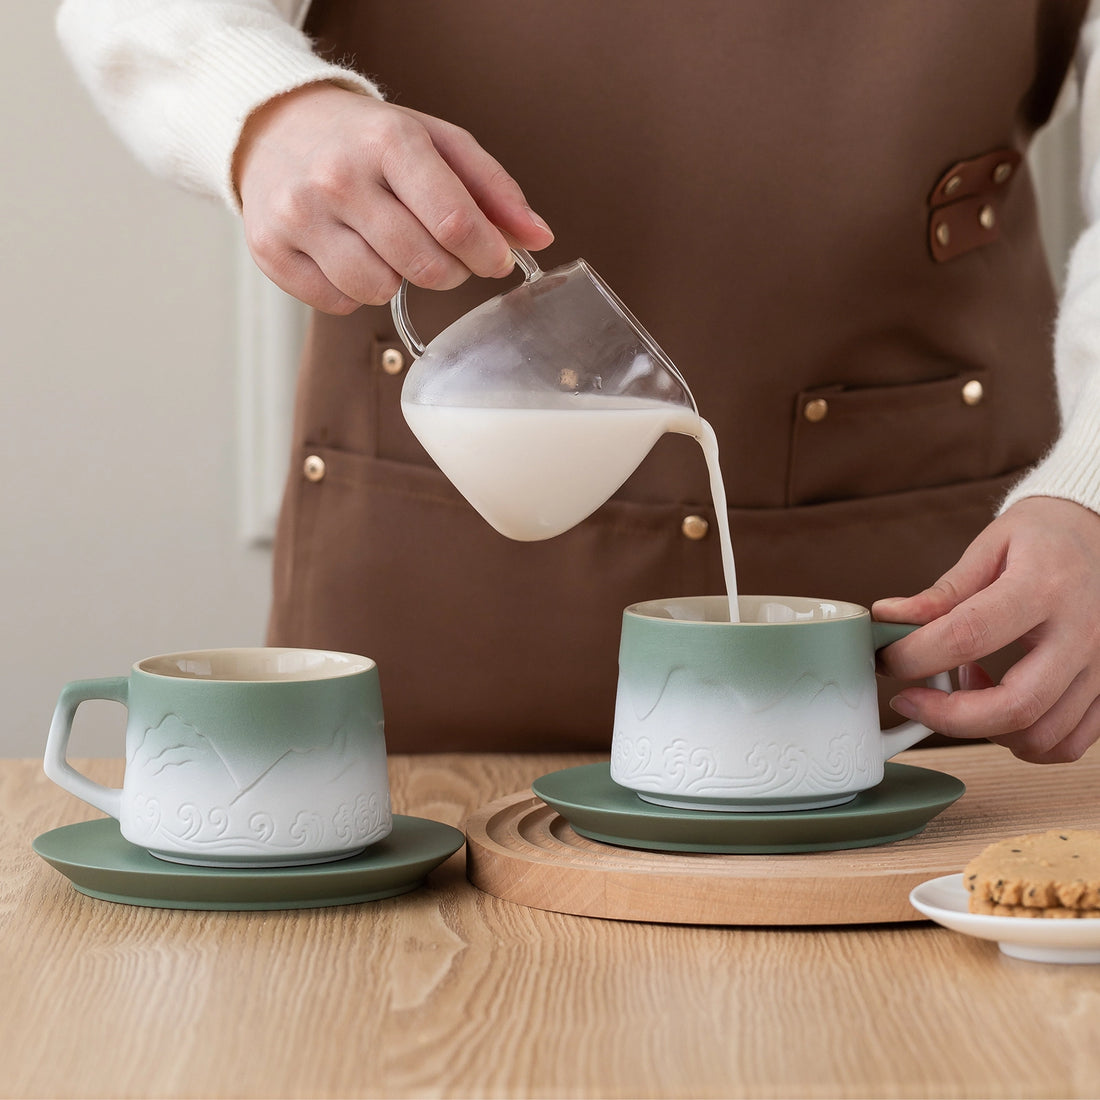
[630,594,867,624]
[138,647,374,681]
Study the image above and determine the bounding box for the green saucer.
[33,815,464,910]
[531,762,964,854]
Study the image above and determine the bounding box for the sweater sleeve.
[1001,2,1100,514]
[55,0,383,211]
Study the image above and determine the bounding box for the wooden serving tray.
[465,744,1100,925]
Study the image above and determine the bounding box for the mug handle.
[43,677,129,819]
[871,622,954,758]
[390,247,543,358]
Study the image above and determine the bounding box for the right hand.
[233,82,554,313]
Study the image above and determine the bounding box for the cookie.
[964,829,1100,916]
[968,898,1100,919]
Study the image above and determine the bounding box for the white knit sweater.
[56,0,1100,516]
[55,0,382,207]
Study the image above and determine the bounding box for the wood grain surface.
[4,747,1100,1099]
[465,745,1100,925]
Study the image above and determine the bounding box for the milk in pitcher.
[402,394,740,620]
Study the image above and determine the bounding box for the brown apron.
[269,0,1084,752]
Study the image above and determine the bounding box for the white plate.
[909,874,1100,964]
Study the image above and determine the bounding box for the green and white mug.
[610,596,951,812]
[45,648,392,866]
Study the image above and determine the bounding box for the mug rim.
[134,647,376,682]
[624,594,870,624]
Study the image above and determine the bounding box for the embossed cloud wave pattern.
[613,667,880,797]
[122,714,390,853]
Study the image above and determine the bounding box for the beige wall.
[1,6,271,756]
[1032,84,1087,290]
[0,7,1086,759]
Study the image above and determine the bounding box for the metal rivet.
[381,347,405,375]
[993,162,1014,184]
[944,174,963,196]
[978,205,996,230]
[803,397,829,423]
[961,379,984,406]
[934,221,951,247]
[681,514,709,540]
[303,454,326,482]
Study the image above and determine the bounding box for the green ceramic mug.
[44,648,391,866]
[610,595,952,812]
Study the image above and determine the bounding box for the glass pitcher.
[392,249,698,540]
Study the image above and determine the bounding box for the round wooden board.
[465,744,1100,925]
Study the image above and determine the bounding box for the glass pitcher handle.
[390,248,542,358]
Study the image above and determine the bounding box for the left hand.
[873,496,1100,763]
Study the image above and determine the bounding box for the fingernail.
[493,254,516,279]
[874,596,905,610]
[890,695,917,720]
[526,207,553,236]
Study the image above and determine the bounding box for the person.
[57,0,1100,762]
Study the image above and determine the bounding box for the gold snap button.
[961,379,984,407]
[993,161,1014,184]
[803,397,829,423]
[978,205,996,230]
[934,221,951,248]
[681,514,709,540]
[944,174,963,196]
[381,347,405,375]
[303,454,326,482]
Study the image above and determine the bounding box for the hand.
[233,83,554,313]
[873,497,1100,763]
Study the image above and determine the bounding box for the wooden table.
[3,749,1099,1099]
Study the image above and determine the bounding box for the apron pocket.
[270,442,1029,749]
[731,467,1017,608]
[787,369,992,506]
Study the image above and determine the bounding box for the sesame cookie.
[964,829,1100,916]
[968,898,1100,918]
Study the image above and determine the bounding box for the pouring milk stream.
[392,250,739,622]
